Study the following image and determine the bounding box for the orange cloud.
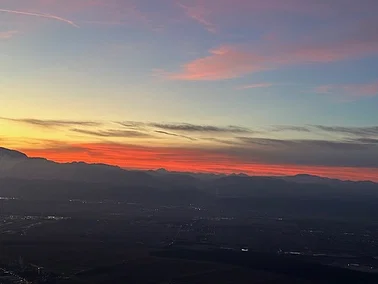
[18,142,378,182]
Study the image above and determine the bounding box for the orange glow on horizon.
[16,142,378,182]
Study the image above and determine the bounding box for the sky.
[1,0,378,181]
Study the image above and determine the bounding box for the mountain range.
[0,147,375,184]
[1,147,377,200]
[2,147,378,223]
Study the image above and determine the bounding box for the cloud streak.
[0,8,79,28]
[1,117,100,128]
[237,137,368,150]
[70,128,152,138]
[315,81,378,99]
[314,125,378,137]
[155,130,196,141]
[270,126,311,132]
[118,121,253,135]
[237,83,273,90]
[151,122,252,134]
[226,137,378,169]
[177,2,217,33]
[172,0,376,35]
[4,116,378,173]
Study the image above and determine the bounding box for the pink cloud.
[316,81,378,98]
[167,30,378,81]
[166,1,378,80]
[168,46,267,80]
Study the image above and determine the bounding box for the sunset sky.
[1,0,378,181]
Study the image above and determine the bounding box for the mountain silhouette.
[0,147,28,159]
[0,147,377,195]
[0,147,155,185]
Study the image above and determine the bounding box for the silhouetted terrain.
[1,147,378,283]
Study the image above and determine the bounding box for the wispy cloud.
[350,138,378,145]
[171,0,375,34]
[265,124,378,138]
[155,130,196,141]
[202,137,241,145]
[172,0,328,35]
[270,125,311,132]
[315,81,378,99]
[314,125,378,137]
[71,128,152,138]
[177,2,216,33]
[237,137,367,150]
[237,137,295,147]
[118,121,252,135]
[116,121,146,129]
[0,30,18,39]
[263,124,378,137]
[5,116,378,172]
[237,83,273,90]
[1,117,100,128]
[0,9,79,28]
[151,122,252,134]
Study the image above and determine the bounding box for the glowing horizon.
[7,141,377,182]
